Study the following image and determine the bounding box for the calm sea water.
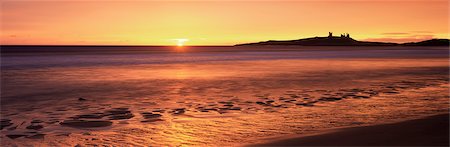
[1,46,447,70]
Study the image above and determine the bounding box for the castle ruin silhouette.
[328,32,350,38]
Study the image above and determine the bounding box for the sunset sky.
[1,0,448,46]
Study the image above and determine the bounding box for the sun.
[173,39,189,47]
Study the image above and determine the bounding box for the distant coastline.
[235,33,450,46]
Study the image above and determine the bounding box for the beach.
[1,46,449,146]
[251,113,449,146]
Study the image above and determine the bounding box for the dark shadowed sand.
[251,113,449,146]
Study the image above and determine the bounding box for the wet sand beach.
[1,46,449,146]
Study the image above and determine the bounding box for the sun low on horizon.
[173,39,189,47]
[1,0,448,46]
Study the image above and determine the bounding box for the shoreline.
[249,113,450,146]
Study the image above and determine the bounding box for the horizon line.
[0,45,235,47]
[1,37,447,47]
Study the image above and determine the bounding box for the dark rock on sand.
[26,124,44,130]
[319,97,342,101]
[152,109,165,113]
[25,131,38,133]
[256,101,269,106]
[199,109,210,112]
[284,99,296,103]
[1,119,13,130]
[74,114,105,119]
[31,120,44,123]
[363,90,379,96]
[141,112,164,122]
[350,88,364,92]
[108,113,134,120]
[141,112,162,119]
[354,95,370,99]
[82,132,91,135]
[26,133,46,139]
[172,108,186,115]
[199,108,217,112]
[228,107,242,110]
[289,95,299,98]
[6,134,27,139]
[266,100,275,103]
[223,104,234,107]
[78,97,87,101]
[219,101,233,104]
[296,103,314,107]
[383,91,400,94]
[106,108,130,113]
[272,104,282,107]
[106,108,134,120]
[342,93,357,98]
[46,119,60,124]
[60,120,113,128]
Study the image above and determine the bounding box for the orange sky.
[1,0,448,45]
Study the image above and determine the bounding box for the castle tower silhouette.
[328,32,350,38]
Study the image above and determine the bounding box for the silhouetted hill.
[236,36,396,46]
[235,35,449,46]
[402,39,450,46]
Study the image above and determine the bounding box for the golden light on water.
[1,56,449,146]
